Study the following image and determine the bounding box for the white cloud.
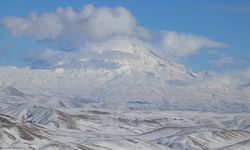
[209,54,250,68]
[0,43,15,57]
[21,49,64,62]
[2,12,63,40]
[161,32,227,58]
[20,37,152,63]
[209,55,235,67]
[2,5,152,41]
[2,5,226,59]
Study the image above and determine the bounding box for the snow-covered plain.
[1,38,250,149]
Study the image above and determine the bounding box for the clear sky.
[0,0,249,72]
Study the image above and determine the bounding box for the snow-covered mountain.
[1,37,250,149]
[0,37,250,112]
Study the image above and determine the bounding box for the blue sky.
[0,0,250,72]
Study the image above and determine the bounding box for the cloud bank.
[2,4,227,59]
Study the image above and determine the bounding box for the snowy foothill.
[1,102,250,149]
